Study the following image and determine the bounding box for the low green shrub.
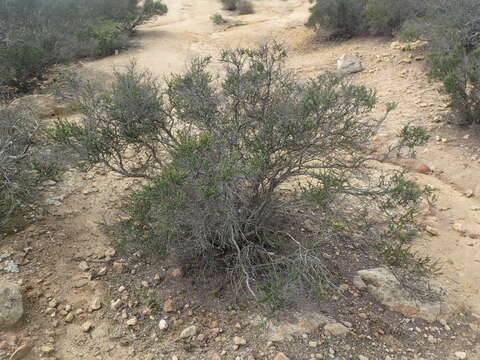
[211,13,226,25]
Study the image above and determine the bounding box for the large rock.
[10,94,73,119]
[0,281,23,328]
[337,54,363,74]
[355,267,450,322]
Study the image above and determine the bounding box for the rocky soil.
[1,0,480,359]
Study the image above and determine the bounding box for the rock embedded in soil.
[179,325,198,339]
[274,353,289,360]
[455,352,467,359]
[324,322,349,337]
[355,267,450,322]
[337,54,363,74]
[159,319,168,330]
[82,321,93,332]
[78,261,89,271]
[416,163,432,174]
[233,336,246,345]
[90,297,102,311]
[0,281,23,328]
[268,312,333,342]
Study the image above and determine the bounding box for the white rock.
[337,55,363,74]
[179,325,198,339]
[455,352,467,359]
[0,281,23,327]
[159,319,169,330]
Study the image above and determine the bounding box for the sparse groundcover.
[50,43,434,304]
[0,0,167,94]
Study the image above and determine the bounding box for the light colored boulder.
[356,267,450,322]
[337,54,363,74]
[0,281,23,328]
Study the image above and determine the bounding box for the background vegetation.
[0,0,167,94]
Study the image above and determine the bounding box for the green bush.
[307,0,425,38]
[52,44,432,298]
[429,47,480,124]
[211,13,226,25]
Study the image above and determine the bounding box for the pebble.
[233,336,246,345]
[82,321,93,332]
[179,325,198,339]
[90,297,102,311]
[127,317,137,326]
[111,299,122,310]
[78,261,89,271]
[274,353,289,360]
[455,352,467,359]
[159,319,168,330]
[65,313,74,323]
[324,323,349,337]
[40,345,55,354]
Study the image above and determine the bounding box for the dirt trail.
[3,0,480,359]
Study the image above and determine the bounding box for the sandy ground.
[3,0,480,359]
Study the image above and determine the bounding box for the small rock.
[48,299,58,308]
[65,313,74,323]
[337,54,363,74]
[416,163,432,174]
[40,345,55,354]
[127,317,137,326]
[465,189,474,198]
[425,226,438,236]
[454,352,467,359]
[358,356,369,360]
[111,299,122,310]
[274,353,289,360]
[159,319,168,330]
[78,261,89,271]
[82,321,93,332]
[452,223,466,234]
[105,247,116,257]
[1,260,19,273]
[179,325,198,339]
[324,323,349,337]
[233,336,246,345]
[163,299,175,313]
[90,297,102,311]
[211,355,221,360]
[308,341,317,348]
[0,281,23,327]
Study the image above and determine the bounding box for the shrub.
[307,0,425,38]
[237,0,254,14]
[211,13,226,25]
[51,44,432,299]
[429,47,480,125]
[221,0,237,11]
[0,104,38,228]
[422,0,480,125]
